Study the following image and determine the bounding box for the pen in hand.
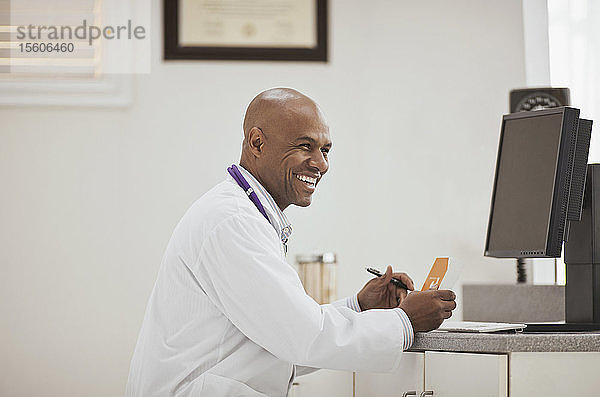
[366,267,409,290]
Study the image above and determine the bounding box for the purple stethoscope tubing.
[227,165,270,222]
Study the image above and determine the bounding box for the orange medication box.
[421,257,449,291]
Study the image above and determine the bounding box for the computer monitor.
[484,107,588,258]
[484,106,599,331]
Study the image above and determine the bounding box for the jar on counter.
[296,253,337,304]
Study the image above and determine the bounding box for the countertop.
[410,330,600,353]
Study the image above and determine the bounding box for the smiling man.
[126,88,456,397]
[239,88,331,209]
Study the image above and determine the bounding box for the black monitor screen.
[486,112,566,256]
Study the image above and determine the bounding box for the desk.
[397,331,600,396]
[411,329,600,352]
[294,332,600,396]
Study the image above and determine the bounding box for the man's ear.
[246,127,265,157]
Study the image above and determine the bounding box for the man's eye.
[321,148,330,155]
[300,143,311,149]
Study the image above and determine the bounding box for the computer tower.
[565,163,600,323]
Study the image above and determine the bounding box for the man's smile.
[295,173,318,191]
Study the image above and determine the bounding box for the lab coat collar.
[236,165,293,244]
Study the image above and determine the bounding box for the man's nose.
[309,150,328,173]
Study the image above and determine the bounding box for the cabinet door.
[289,369,353,397]
[355,352,425,397]
[424,351,507,397]
[510,352,600,396]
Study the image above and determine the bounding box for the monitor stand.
[520,262,600,333]
[514,164,600,334]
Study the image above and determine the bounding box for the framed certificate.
[164,0,328,61]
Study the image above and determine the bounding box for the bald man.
[126,88,456,397]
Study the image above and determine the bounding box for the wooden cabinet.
[356,351,507,397]
[424,351,507,397]
[292,351,600,396]
[510,352,600,396]
[355,352,424,397]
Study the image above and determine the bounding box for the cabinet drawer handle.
[420,392,434,397]
[402,392,417,397]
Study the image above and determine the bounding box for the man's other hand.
[399,289,457,332]
[357,265,415,310]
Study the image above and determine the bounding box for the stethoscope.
[227,164,288,254]
[227,164,270,222]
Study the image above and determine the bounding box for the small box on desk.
[462,284,565,323]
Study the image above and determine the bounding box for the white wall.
[0,1,526,396]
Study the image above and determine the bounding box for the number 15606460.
[18,42,74,53]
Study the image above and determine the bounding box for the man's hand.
[399,289,456,332]
[357,265,415,310]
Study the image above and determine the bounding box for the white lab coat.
[126,175,412,397]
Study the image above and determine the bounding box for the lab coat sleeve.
[192,212,411,372]
[295,295,361,376]
[330,295,362,312]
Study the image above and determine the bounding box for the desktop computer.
[484,106,597,332]
[565,162,600,324]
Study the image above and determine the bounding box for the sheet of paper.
[439,257,463,291]
[417,256,464,291]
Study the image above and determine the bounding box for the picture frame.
[164,0,328,62]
